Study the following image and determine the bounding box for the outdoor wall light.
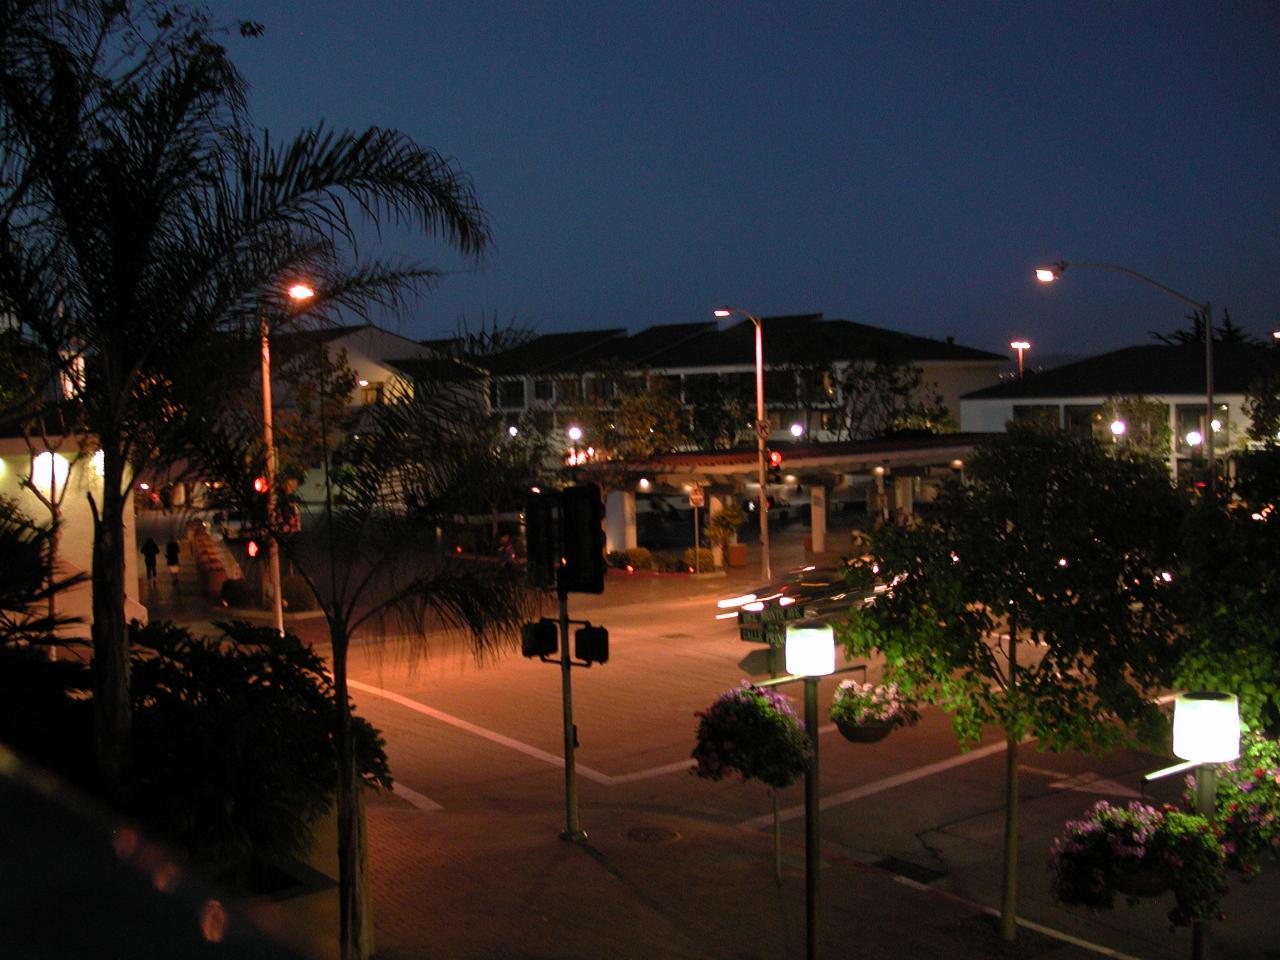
[638,478,650,489]
[1110,420,1126,436]
[1173,691,1240,764]
[508,426,518,437]
[785,624,835,677]
[1186,430,1203,447]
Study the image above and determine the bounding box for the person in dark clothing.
[165,538,181,585]
[141,537,160,582]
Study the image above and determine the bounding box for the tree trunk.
[1000,611,1019,942]
[331,623,368,960]
[90,443,133,801]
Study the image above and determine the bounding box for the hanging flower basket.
[1112,863,1173,899]
[829,680,919,744]
[1049,800,1228,927]
[692,682,810,789]
[833,717,894,743]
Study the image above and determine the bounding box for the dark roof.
[386,354,484,381]
[963,343,1278,400]
[480,329,627,376]
[477,314,1003,376]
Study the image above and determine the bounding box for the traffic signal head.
[574,624,609,665]
[521,619,558,658]
[252,476,269,494]
[767,449,783,484]
[558,483,605,594]
[246,540,260,558]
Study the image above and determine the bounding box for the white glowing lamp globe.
[785,624,835,677]
[1172,691,1240,764]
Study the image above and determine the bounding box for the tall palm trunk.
[90,442,132,800]
[331,624,369,960]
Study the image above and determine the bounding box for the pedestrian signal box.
[521,619,558,658]
[525,483,606,594]
[574,624,609,665]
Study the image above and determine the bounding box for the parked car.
[717,564,877,646]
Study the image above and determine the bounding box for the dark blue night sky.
[215,1,1279,362]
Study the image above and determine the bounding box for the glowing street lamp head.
[1010,340,1031,352]
[1186,430,1203,447]
[1034,268,1058,283]
[1110,419,1127,437]
[287,283,315,302]
[712,308,733,318]
[567,425,583,442]
[789,423,804,438]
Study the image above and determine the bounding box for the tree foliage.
[1096,395,1172,466]
[785,359,953,441]
[838,422,1184,939]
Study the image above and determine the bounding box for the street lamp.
[785,622,836,960]
[1010,340,1031,378]
[262,282,314,636]
[714,307,772,580]
[1173,691,1240,960]
[1035,260,1217,493]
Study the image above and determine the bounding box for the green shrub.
[653,551,686,573]
[623,547,654,570]
[281,574,317,611]
[605,550,629,569]
[219,577,255,609]
[683,547,715,571]
[129,620,391,884]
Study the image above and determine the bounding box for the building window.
[1063,405,1101,438]
[533,378,553,401]
[556,378,581,402]
[1011,404,1059,428]
[361,382,385,405]
[491,379,525,409]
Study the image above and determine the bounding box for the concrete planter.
[726,543,748,567]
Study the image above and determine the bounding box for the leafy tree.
[1096,395,1172,466]
[130,620,390,886]
[557,364,688,481]
[816,359,953,441]
[838,423,1183,941]
[684,372,754,450]
[0,495,86,648]
[1243,365,1280,450]
[271,344,362,485]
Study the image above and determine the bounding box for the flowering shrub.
[1048,800,1228,927]
[1189,733,1280,875]
[692,682,810,789]
[829,680,920,729]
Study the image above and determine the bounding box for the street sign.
[688,486,705,508]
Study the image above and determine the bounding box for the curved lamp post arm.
[713,306,772,580]
[1037,260,1217,494]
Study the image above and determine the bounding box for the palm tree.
[2,8,492,954]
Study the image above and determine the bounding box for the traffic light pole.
[558,586,586,842]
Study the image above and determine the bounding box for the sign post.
[689,485,705,573]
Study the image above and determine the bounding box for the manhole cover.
[874,856,946,885]
[626,827,681,844]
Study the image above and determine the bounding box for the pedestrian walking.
[141,537,160,582]
[165,537,181,586]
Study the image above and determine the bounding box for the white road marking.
[347,678,613,784]
[608,759,695,784]
[394,783,444,812]
[739,739,1015,829]
[984,909,1144,960]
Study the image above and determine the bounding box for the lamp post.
[1035,260,1217,493]
[261,282,314,636]
[1172,691,1240,960]
[1009,340,1030,378]
[713,307,771,581]
[784,623,836,960]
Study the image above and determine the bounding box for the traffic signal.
[524,490,558,589]
[246,540,260,558]
[558,483,606,594]
[521,619,558,658]
[767,449,783,484]
[574,624,609,665]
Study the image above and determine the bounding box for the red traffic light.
[768,449,783,468]
[252,476,269,494]
[246,540,260,558]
